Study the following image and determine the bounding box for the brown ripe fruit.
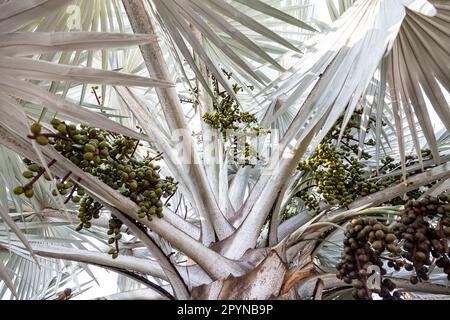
[359,269,369,277]
[373,224,382,231]
[415,232,425,241]
[415,251,427,262]
[358,255,368,263]
[410,276,419,285]
[444,227,450,237]
[403,233,414,242]
[385,233,396,244]
[405,264,413,271]
[387,244,398,253]
[418,243,430,252]
[375,230,385,239]
[372,240,384,252]
[352,279,364,289]
[357,288,368,299]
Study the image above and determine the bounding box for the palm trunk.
[122,0,234,243]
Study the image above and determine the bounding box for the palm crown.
[0,0,448,300]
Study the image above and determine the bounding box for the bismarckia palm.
[0,0,449,300]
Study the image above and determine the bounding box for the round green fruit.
[30,123,42,135]
[83,152,94,161]
[28,164,40,172]
[13,186,24,195]
[57,123,67,134]
[84,144,96,153]
[24,188,34,198]
[50,118,61,127]
[22,171,34,179]
[36,135,49,146]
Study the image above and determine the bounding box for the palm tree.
[0,0,448,300]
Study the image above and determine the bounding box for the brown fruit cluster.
[337,193,450,300]
[393,194,450,283]
[336,218,401,300]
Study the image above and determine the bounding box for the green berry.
[93,156,101,165]
[50,118,61,127]
[22,171,34,179]
[24,188,34,198]
[130,180,138,191]
[30,123,42,136]
[13,186,24,195]
[57,123,67,134]
[100,148,109,157]
[65,181,74,189]
[36,135,49,146]
[83,152,94,161]
[84,144,96,153]
[138,212,146,219]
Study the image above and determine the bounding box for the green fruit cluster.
[106,215,123,259]
[14,158,53,198]
[202,81,257,134]
[76,196,102,231]
[201,72,268,168]
[15,119,178,259]
[295,111,434,214]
